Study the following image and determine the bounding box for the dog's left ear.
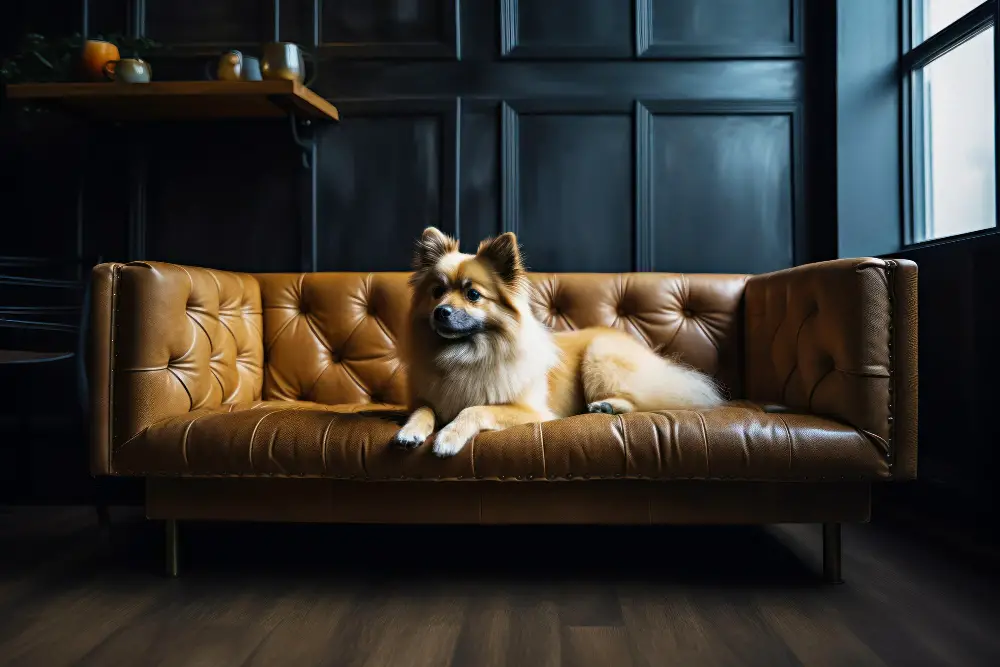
[476,232,525,286]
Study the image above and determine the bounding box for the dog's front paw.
[431,428,470,458]
[391,426,432,450]
[587,401,616,415]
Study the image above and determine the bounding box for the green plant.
[1,33,82,83]
[0,32,163,83]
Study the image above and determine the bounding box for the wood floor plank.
[240,591,358,667]
[358,594,466,667]
[0,578,160,667]
[554,582,624,627]
[0,509,998,667]
[619,591,745,667]
[505,600,561,667]
[562,626,635,667]
[757,598,887,667]
[450,606,512,667]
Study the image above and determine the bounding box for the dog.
[392,227,725,458]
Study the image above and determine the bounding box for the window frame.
[900,0,999,247]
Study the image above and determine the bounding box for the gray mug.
[261,42,315,86]
[103,58,151,84]
[241,56,262,81]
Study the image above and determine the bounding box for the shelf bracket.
[289,114,315,169]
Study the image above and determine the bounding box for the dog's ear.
[476,232,525,286]
[413,226,459,273]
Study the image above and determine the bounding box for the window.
[904,0,997,243]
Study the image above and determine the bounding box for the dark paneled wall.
[5,0,809,274]
[1,0,816,503]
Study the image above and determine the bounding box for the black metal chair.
[0,255,96,507]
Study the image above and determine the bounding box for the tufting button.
[682,308,693,317]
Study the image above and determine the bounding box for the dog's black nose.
[434,305,454,322]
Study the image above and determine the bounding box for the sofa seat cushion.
[112,400,891,481]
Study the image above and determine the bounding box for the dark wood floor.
[0,507,998,666]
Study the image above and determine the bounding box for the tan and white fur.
[393,227,724,458]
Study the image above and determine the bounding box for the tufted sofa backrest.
[253,271,750,406]
[90,262,751,468]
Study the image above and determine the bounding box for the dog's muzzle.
[431,305,483,339]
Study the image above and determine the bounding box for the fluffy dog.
[392,227,724,457]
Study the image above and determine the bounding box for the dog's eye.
[431,286,447,299]
[466,288,482,302]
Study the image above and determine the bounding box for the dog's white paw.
[391,425,432,450]
[432,428,469,458]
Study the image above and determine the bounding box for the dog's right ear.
[412,226,459,273]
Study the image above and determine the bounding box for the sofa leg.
[165,519,179,578]
[822,522,843,584]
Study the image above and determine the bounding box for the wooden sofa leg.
[165,519,179,578]
[822,522,843,584]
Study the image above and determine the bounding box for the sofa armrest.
[744,258,917,479]
[89,261,264,475]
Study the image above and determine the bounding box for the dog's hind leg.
[579,328,723,414]
[580,332,640,415]
[586,397,636,415]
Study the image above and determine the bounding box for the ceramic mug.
[260,42,315,86]
[80,40,120,81]
[103,58,152,84]
[208,50,242,81]
[241,56,262,81]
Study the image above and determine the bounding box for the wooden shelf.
[5,80,339,122]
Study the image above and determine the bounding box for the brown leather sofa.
[89,258,917,580]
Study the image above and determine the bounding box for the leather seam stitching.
[180,411,214,469]
[185,311,225,401]
[364,273,398,346]
[338,359,373,398]
[885,261,897,468]
[107,264,121,472]
[319,414,335,476]
[303,359,335,403]
[779,307,817,403]
[538,421,546,480]
[166,365,195,412]
[695,410,711,477]
[616,413,627,478]
[264,308,299,355]
[208,270,242,402]
[775,413,794,474]
[806,366,834,412]
[247,409,284,474]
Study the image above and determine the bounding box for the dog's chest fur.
[419,321,559,424]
